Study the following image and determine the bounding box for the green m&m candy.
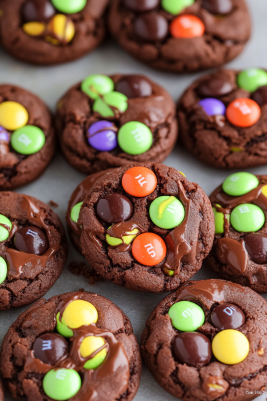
[237,68,267,92]
[212,205,229,235]
[168,301,205,331]
[149,196,185,229]
[51,0,86,14]
[222,172,259,197]
[71,202,83,223]
[93,92,128,117]
[11,126,45,155]
[0,257,7,284]
[0,214,12,241]
[43,369,81,400]
[56,313,73,338]
[231,204,265,232]
[106,227,139,246]
[118,121,153,155]
[161,0,194,15]
[81,75,114,99]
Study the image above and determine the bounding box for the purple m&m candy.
[199,98,226,116]
[0,126,9,142]
[87,121,118,152]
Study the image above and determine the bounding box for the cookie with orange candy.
[75,163,214,292]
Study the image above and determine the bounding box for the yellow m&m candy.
[80,336,107,370]
[0,101,28,131]
[46,15,75,46]
[212,330,249,365]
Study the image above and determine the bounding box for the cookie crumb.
[49,200,58,207]
[68,261,104,285]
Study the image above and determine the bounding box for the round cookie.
[0,84,55,190]
[78,163,215,293]
[207,172,267,293]
[55,74,178,175]
[108,0,251,73]
[141,279,267,401]
[178,68,267,169]
[0,191,67,309]
[0,0,109,65]
[0,291,142,401]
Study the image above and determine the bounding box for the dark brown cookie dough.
[0,291,142,401]
[108,0,251,73]
[0,0,108,65]
[55,74,178,175]
[79,163,215,293]
[141,279,267,401]
[0,191,67,309]
[178,68,267,169]
[207,173,267,293]
[0,84,55,190]
[0,380,4,401]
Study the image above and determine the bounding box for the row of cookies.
[0,0,251,71]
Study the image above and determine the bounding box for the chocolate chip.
[14,226,49,255]
[244,234,267,264]
[202,0,233,15]
[33,333,69,365]
[197,78,234,97]
[124,0,160,11]
[21,0,56,23]
[172,332,212,368]
[116,75,152,98]
[211,303,245,330]
[134,12,168,41]
[96,193,133,224]
[251,85,267,107]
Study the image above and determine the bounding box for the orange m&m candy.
[170,15,205,39]
[122,167,157,197]
[226,98,261,128]
[132,233,166,266]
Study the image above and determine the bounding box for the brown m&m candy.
[14,226,49,255]
[211,303,245,330]
[33,333,69,365]
[198,78,234,98]
[202,0,233,15]
[134,12,168,41]
[172,332,212,368]
[96,194,133,224]
[115,75,153,99]
[252,85,267,107]
[244,234,267,264]
[124,0,160,11]
[21,0,56,22]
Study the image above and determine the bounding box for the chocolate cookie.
[0,84,55,190]
[0,380,3,401]
[0,191,67,309]
[0,290,142,401]
[178,68,267,169]
[108,0,251,73]
[141,279,267,401]
[55,74,178,175]
[78,163,215,292]
[207,172,267,293]
[0,0,108,65]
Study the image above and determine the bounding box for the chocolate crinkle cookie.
[77,163,214,293]
[142,279,267,401]
[0,84,55,190]
[207,172,267,293]
[178,68,267,169]
[108,0,251,73]
[55,73,178,175]
[0,291,142,401]
[0,0,109,65]
[0,191,67,309]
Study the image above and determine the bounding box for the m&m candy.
[118,122,153,155]
[252,85,267,107]
[244,234,267,264]
[125,0,160,11]
[202,0,233,15]
[172,332,212,368]
[230,204,265,233]
[96,194,133,224]
[46,15,75,45]
[23,22,46,36]
[11,126,46,155]
[170,15,205,38]
[80,336,107,370]
[0,257,7,285]
[0,126,9,142]
[222,172,259,197]
[237,68,267,93]
[33,333,69,366]
[149,196,185,229]
[211,303,245,331]
[71,202,83,223]
[0,214,12,241]
[43,369,81,400]
[0,101,28,131]
[87,121,118,152]
[161,0,194,15]
[81,75,114,99]
[168,301,205,331]
[122,167,157,197]
[51,0,86,14]
[132,233,166,266]
[198,98,226,116]
[212,330,250,365]
[14,226,48,255]
[134,13,168,41]
[93,92,128,118]
[106,228,139,246]
[226,98,261,127]
[213,205,229,235]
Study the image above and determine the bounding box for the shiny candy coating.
[93,92,128,118]
[212,329,250,365]
[172,332,212,368]
[46,15,75,45]
[56,313,74,338]
[11,125,46,155]
[81,75,114,100]
[197,78,233,97]
[237,68,267,93]
[124,0,160,11]
[199,98,226,116]
[213,205,229,235]
[132,233,166,266]
[161,0,194,15]
[14,226,49,255]
[0,214,12,242]
[23,22,46,36]
[33,333,69,365]
[0,257,7,284]
[134,12,168,41]
[0,101,28,131]
[118,121,153,155]
[43,369,81,400]
[168,301,205,331]
[230,204,265,233]
[51,0,86,14]
[0,126,9,142]
[80,336,107,370]
[115,75,152,99]
[170,15,205,38]
[87,121,118,151]
[71,202,83,223]
[122,167,157,197]
[252,85,267,107]
[226,98,261,128]
[62,300,98,329]
[202,0,233,15]
[106,228,139,246]
[211,303,246,330]
[149,196,185,229]
[244,234,267,264]
[222,172,259,197]
[96,193,133,224]
[21,0,56,22]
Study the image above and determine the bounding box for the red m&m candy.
[170,15,205,39]
[132,233,166,266]
[122,167,157,197]
[226,98,261,127]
